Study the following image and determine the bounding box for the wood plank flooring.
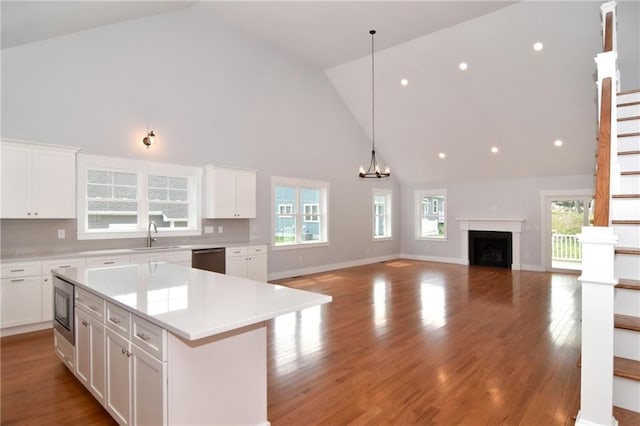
[0,260,625,425]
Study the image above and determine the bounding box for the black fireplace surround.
[468,231,513,268]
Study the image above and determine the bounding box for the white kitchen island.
[52,262,331,426]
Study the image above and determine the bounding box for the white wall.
[618,0,640,90]
[400,174,595,271]
[1,3,401,276]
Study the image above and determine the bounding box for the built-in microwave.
[53,275,74,346]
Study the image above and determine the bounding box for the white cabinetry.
[204,165,256,218]
[106,327,132,425]
[103,302,167,426]
[0,140,80,218]
[225,245,268,281]
[0,261,42,328]
[75,305,106,404]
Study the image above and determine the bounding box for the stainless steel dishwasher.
[191,247,226,274]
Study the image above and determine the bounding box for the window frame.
[372,189,392,241]
[415,189,447,241]
[271,176,329,250]
[77,154,202,240]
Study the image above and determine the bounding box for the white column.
[575,226,618,426]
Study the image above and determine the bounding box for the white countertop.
[53,262,331,341]
[0,242,267,262]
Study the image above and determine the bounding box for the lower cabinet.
[225,245,268,281]
[132,344,166,426]
[0,275,42,327]
[106,328,132,425]
[75,307,105,404]
[105,318,167,426]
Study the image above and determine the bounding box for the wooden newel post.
[575,226,619,426]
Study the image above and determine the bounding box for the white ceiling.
[1,1,619,184]
[1,1,514,68]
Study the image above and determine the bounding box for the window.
[373,189,392,239]
[272,177,329,247]
[78,154,202,239]
[278,204,293,216]
[415,189,447,240]
[303,203,319,222]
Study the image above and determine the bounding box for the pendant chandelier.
[359,29,390,179]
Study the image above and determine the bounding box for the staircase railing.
[576,2,620,426]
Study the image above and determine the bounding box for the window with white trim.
[415,189,447,240]
[272,177,329,247]
[78,154,202,239]
[373,189,392,239]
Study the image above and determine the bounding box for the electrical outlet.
[204,226,214,234]
[218,226,223,233]
[57,229,65,239]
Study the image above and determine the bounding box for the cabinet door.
[42,275,53,321]
[0,145,31,218]
[235,170,256,218]
[106,328,131,426]
[225,256,247,278]
[1,276,42,327]
[90,318,106,404]
[75,308,91,388]
[32,149,76,218]
[132,345,166,426]
[208,168,236,218]
[246,254,268,282]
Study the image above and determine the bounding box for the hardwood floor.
[0,260,611,425]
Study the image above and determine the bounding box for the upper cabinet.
[1,140,80,219]
[204,165,256,219]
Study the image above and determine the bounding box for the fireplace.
[468,231,512,268]
[457,218,525,270]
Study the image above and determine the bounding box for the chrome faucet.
[147,221,158,247]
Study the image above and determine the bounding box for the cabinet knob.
[34,212,38,216]
[109,317,121,324]
[82,320,88,326]
[27,212,31,216]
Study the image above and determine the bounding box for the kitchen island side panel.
[167,322,268,425]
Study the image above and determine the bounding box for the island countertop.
[53,262,332,341]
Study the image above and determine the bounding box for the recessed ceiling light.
[491,147,499,154]
[533,42,544,51]
[438,153,446,159]
[459,62,468,71]
[400,78,409,86]
[554,139,563,147]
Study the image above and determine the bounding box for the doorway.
[541,190,594,272]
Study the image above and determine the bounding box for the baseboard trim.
[268,255,547,281]
[268,254,400,281]
[1,321,52,337]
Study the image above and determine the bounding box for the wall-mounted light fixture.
[142,130,155,149]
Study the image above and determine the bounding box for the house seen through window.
[273,177,328,247]
[373,189,392,239]
[416,189,447,240]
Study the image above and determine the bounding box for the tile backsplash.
[0,218,250,258]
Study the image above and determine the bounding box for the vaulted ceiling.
[3,1,633,184]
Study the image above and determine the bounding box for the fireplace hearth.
[469,230,513,268]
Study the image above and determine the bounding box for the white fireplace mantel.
[457,218,525,270]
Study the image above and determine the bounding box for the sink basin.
[130,246,183,252]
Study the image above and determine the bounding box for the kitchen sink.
[130,246,183,251]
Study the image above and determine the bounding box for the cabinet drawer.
[106,302,131,339]
[248,245,267,255]
[42,258,85,274]
[76,288,105,321]
[130,253,163,263]
[226,246,247,257]
[86,255,131,267]
[54,329,74,371]
[1,261,41,278]
[132,315,166,362]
